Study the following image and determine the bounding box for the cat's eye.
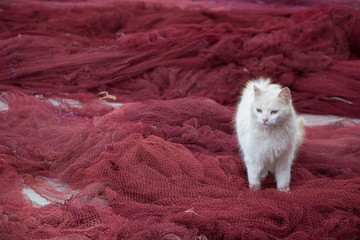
[270,110,279,115]
[256,108,262,113]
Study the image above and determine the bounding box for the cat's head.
[251,85,293,128]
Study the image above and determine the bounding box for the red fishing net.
[1,0,360,239]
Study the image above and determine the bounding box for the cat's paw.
[278,186,290,192]
[250,184,261,191]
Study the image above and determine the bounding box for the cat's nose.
[263,118,268,123]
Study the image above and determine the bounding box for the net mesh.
[0,0,360,239]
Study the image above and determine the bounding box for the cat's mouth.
[260,122,271,128]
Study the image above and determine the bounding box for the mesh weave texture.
[0,0,360,239]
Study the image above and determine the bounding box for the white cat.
[235,77,304,191]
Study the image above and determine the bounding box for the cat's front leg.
[245,160,262,191]
[275,159,292,192]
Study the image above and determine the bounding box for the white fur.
[235,77,304,191]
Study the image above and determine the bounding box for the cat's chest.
[250,128,292,155]
[247,130,292,170]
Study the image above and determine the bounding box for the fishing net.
[0,0,360,239]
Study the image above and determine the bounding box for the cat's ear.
[278,87,291,101]
[253,85,261,96]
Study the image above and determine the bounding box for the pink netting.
[0,0,360,239]
[1,0,360,116]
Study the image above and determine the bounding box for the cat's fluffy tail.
[296,116,305,149]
